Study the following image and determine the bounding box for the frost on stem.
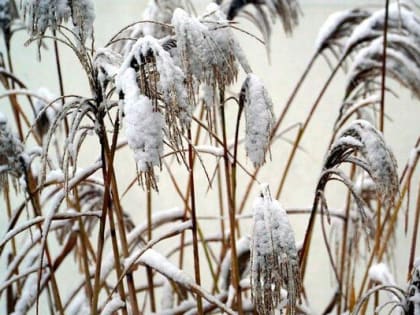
[116,67,164,188]
[21,0,94,44]
[250,184,301,315]
[331,119,399,206]
[240,74,274,167]
[0,112,25,192]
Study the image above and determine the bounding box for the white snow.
[117,68,164,172]
[314,9,367,53]
[100,296,125,315]
[242,74,275,167]
[139,248,193,286]
[368,262,396,285]
[408,146,420,168]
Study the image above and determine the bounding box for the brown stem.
[187,127,204,315]
[219,94,243,315]
[379,0,389,132]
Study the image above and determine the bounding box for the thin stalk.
[52,31,70,135]
[231,101,243,236]
[187,127,204,315]
[337,165,356,315]
[105,116,141,315]
[24,171,65,315]
[106,197,129,315]
[77,218,94,299]
[276,57,343,199]
[219,94,243,315]
[146,185,156,312]
[408,183,420,276]
[91,120,115,315]
[379,0,390,132]
[4,38,24,140]
[178,106,205,272]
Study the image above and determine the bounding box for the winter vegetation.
[0,0,420,314]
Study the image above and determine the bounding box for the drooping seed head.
[250,184,301,315]
[0,112,25,191]
[241,74,275,167]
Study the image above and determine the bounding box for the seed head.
[250,184,301,315]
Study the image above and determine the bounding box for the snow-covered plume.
[121,35,191,129]
[21,0,94,43]
[240,74,274,167]
[116,67,164,175]
[21,0,70,35]
[172,6,250,89]
[314,8,370,55]
[332,120,399,206]
[250,184,301,315]
[345,35,420,100]
[0,112,25,191]
[142,0,183,38]
[342,3,420,57]
[225,0,301,35]
[69,0,95,44]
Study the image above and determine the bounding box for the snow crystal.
[139,248,193,286]
[368,262,396,285]
[45,168,64,182]
[408,146,420,168]
[66,291,90,315]
[161,278,175,310]
[11,272,48,315]
[100,296,125,315]
[127,207,184,245]
[194,145,224,157]
[0,111,6,124]
[242,74,275,167]
[334,135,363,149]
